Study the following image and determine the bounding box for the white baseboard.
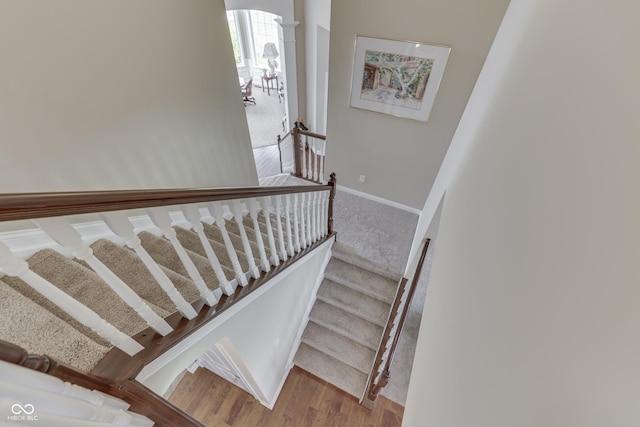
[337,185,422,215]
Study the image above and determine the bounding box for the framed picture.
[350,36,451,122]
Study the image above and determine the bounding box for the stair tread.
[294,342,367,399]
[309,300,382,350]
[200,222,261,270]
[302,321,375,374]
[138,231,223,292]
[3,249,152,341]
[174,226,241,276]
[90,239,193,313]
[317,279,391,326]
[0,279,109,372]
[325,257,398,304]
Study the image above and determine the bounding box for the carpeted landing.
[0,213,285,373]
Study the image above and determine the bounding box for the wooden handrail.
[363,238,431,407]
[294,127,326,141]
[0,184,329,222]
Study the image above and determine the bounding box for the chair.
[241,78,256,105]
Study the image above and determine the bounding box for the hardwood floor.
[168,366,404,427]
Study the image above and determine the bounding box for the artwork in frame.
[350,36,451,122]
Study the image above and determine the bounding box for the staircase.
[294,246,399,399]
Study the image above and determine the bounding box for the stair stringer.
[135,237,334,409]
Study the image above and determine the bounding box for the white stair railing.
[101,212,198,320]
[279,195,295,258]
[33,217,173,337]
[208,202,248,287]
[0,242,144,356]
[270,196,288,261]
[231,201,260,279]
[146,207,219,306]
[181,204,234,295]
[258,196,280,267]
[247,199,271,272]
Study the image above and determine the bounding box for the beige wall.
[0,0,257,194]
[404,0,640,425]
[325,0,510,209]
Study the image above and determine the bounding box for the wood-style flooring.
[253,145,282,179]
[168,366,404,427]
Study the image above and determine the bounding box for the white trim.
[135,237,335,384]
[337,185,422,215]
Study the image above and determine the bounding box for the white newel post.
[182,204,234,295]
[101,212,198,320]
[146,207,218,306]
[258,196,280,267]
[231,201,260,279]
[208,202,248,287]
[33,217,173,337]
[248,199,271,272]
[0,242,143,356]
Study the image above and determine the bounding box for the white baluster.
[292,194,301,252]
[248,199,271,272]
[305,192,312,245]
[182,204,233,295]
[315,191,322,241]
[306,139,312,179]
[1,381,153,426]
[299,193,307,249]
[300,137,307,179]
[312,139,318,182]
[319,140,325,183]
[311,192,318,242]
[208,202,248,287]
[282,195,295,257]
[101,212,197,320]
[146,207,218,306]
[322,190,330,236]
[274,195,290,259]
[258,197,280,266]
[0,360,128,410]
[33,218,172,337]
[0,242,143,356]
[231,201,260,279]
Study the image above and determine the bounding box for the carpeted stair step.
[308,300,382,350]
[2,249,160,343]
[324,257,398,304]
[221,219,266,265]
[316,279,391,327]
[301,321,375,374]
[138,231,223,292]
[89,239,200,313]
[173,226,241,278]
[0,280,109,372]
[200,223,261,271]
[294,342,367,399]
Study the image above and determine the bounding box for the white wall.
[324,0,510,209]
[0,0,257,194]
[403,1,640,425]
[139,240,333,403]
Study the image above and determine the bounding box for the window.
[248,11,280,70]
[226,11,243,65]
[225,10,280,73]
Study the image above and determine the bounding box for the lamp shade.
[262,42,279,59]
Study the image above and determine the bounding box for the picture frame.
[350,36,451,122]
